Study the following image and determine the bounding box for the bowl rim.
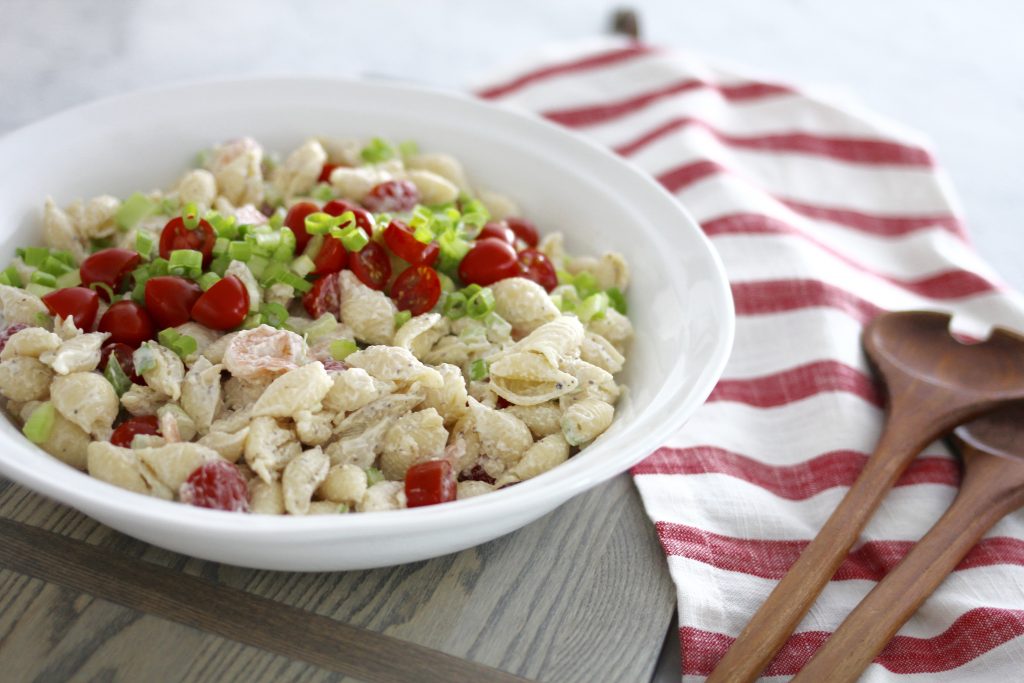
[0,75,735,541]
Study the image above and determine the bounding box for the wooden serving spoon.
[793,403,1024,682]
[707,311,1024,683]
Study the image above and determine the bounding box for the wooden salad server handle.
[793,404,1024,682]
[707,312,1024,683]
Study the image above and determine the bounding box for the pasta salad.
[0,136,633,514]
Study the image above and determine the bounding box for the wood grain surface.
[0,473,675,683]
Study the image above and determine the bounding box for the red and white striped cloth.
[475,38,1024,681]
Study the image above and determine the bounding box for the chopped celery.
[228,240,253,262]
[197,272,221,291]
[22,247,49,267]
[55,270,81,289]
[577,292,610,323]
[135,231,156,259]
[605,287,628,315]
[116,193,157,231]
[2,266,22,288]
[365,466,384,486]
[22,401,55,444]
[103,355,132,397]
[329,338,358,361]
[394,310,412,329]
[29,270,56,288]
[360,137,395,164]
[469,358,489,381]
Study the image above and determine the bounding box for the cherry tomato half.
[110,415,160,448]
[98,300,155,348]
[144,276,202,329]
[348,242,391,290]
[384,220,439,266]
[100,341,144,384]
[458,238,519,287]
[505,217,540,248]
[517,248,558,292]
[80,248,141,300]
[405,459,456,508]
[361,180,419,213]
[478,222,515,244]
[41,287,100,331]
[191,275,249,330]
[159,216,216,265]
[303,272,341,318]
[312,236,347,275]
[391,265,441,316]
[323,199,375,234]
[317,162,340,183]
[284,201,319,253]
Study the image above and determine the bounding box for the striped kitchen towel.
[475,38,1024,681]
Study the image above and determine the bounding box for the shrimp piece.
[222,325,307,381]
[206,137,264,207]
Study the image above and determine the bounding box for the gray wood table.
[0,474,675,682]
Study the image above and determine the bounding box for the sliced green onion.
[149,258,169,276]
[436,229,471,274]
[197,272,221,291]
[228,240,253,262]
[466,286,495,319]
[572,272,600,299]
[360,137,394,164]
[207,211,238,238]
[469,358,489,381]
[577,291,610,323]
[55,270,81,289]
[40,256,72,276]
[275,271,312,293]
[29,270,56,287]
[169,249,203,271]
[241,312,263,329]
[35,312,53,326]
[88,281,115,301]
[91,237,114,253]
[159,197,181,216]
[291,254,315,277]
[329,338,358,361]
[23,247,49,268]
[253,230,282,251]
[157,328,181,347]
[25,283,54,297]
[104,355,132,397]
[304,313,338,344]
[305,212,342,235]
[22,401,55,444]
[311,183,334,202]
[247,254,270,279]
[116,193,157,231]
[52,250,76,268]
[458,196,490,229]
[267,208,285,230]
[135,231,156,259]
[260,302,290,328]
[340,227,369,252]
[442,291,467,320]
[0,273,13,287]
[212,237,230,256]
[398,140,419,158]
[181,202,200,230]
[605,287,628,315]
[394,310,412,329]
[2,266,23,288]
[171,334,197,359]
[365,466,384,486]
[208,255,230,276]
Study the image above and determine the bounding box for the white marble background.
[2,0,1022,292]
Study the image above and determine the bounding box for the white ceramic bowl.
[0,78,733,571]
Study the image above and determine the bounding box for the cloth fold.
[475,38,1024,681]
